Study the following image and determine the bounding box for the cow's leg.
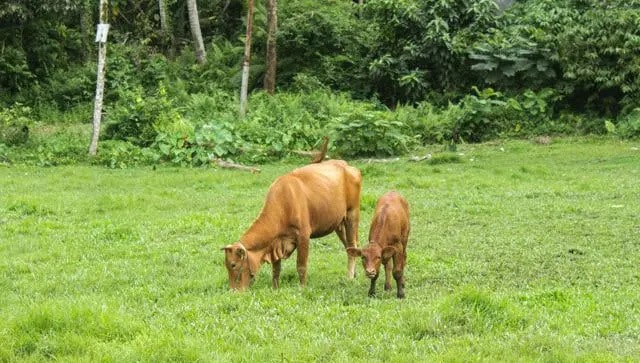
[296,236,310,287]
[383,260,392,291]
[392,252,405,299]
[335,222,356,279]
[272,259,281,289]
[344,208,360,279]
[368,273,379,297]
[335,224,348,247]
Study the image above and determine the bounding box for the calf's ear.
[346,247,362,257]
[235,247,247,259]
[381,246,397,261]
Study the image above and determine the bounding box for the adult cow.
[221,141,362,290]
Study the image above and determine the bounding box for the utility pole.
[89,0,109,155]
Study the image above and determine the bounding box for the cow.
[346,191,409,298]
[221,139,362,290]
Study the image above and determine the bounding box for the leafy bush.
[617,108,640,139]
[277,0,366,93]
[41,64,95,111]
[0,47,34,93]
[88,140,149,168]
[0,104,32,146]
[399,102,458,145]
[330,106,417,157]
[104,83,186,146]
[30,134,87,167]
[236,91,330,157]
[152,121,241,166]
[362,0,500,105]
[452,87,561,142]
[482,0,640,115]
[469,34,556,89]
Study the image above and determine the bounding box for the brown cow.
[347,191,409,298]
[221,144,361,290]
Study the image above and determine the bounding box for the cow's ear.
[381,246,397,261]
[346,247,362,258]
[221,245,232,252]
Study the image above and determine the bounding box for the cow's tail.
[310,136,329,163]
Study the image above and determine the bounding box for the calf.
[347,191,409,298]
[221,147,361,290]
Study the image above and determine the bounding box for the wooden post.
[89,0,109,156]
[239,0,255,117]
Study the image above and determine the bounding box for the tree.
[263,0,277,94]
[187,0,206,64]
[80,0,93,60]
[239,0,255,117]
[89,0,109,156]
[158,0,175,56]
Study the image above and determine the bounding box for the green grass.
[1,137,639,362]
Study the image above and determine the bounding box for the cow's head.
[346,243,397,279]
[221,242,253,290]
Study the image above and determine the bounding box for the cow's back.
[282,160,361,236]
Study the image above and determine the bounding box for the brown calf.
[222,153,362,290]
[347,191,409,298]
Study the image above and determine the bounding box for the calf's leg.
[383,260,393,291]
[392,253,405,299]
[272,259,281,289]
[368,273,379,297]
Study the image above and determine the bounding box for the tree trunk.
[187,0,206,64]
[239,0,255,117]
[263,0,277,95]
[80,0,93,60]
[158,0,175,57]
[159,0,169,33]
[89,0,109,156]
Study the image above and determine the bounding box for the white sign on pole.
[95,24,110,43]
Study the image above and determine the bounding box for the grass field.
[1,137,639,362]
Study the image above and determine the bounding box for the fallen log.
[358,157,401,164]
[212,158,261,173]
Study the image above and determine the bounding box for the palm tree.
[239,0,255,116]
[187,0,206,64]
[263,0,277,94]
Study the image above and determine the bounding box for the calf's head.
[346,243,398,279]
[221,243,253,290]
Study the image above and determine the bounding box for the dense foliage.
[1,0,639,166]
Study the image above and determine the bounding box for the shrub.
[92,140,155,169]
[617,108,640,139]
[399,102,458,145]
[104,83,185,146]
[151,120,242,167]
[330,105,417,157]
[452,87,560,142]
[0,104,32,146]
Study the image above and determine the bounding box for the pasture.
[1,137,639,361]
